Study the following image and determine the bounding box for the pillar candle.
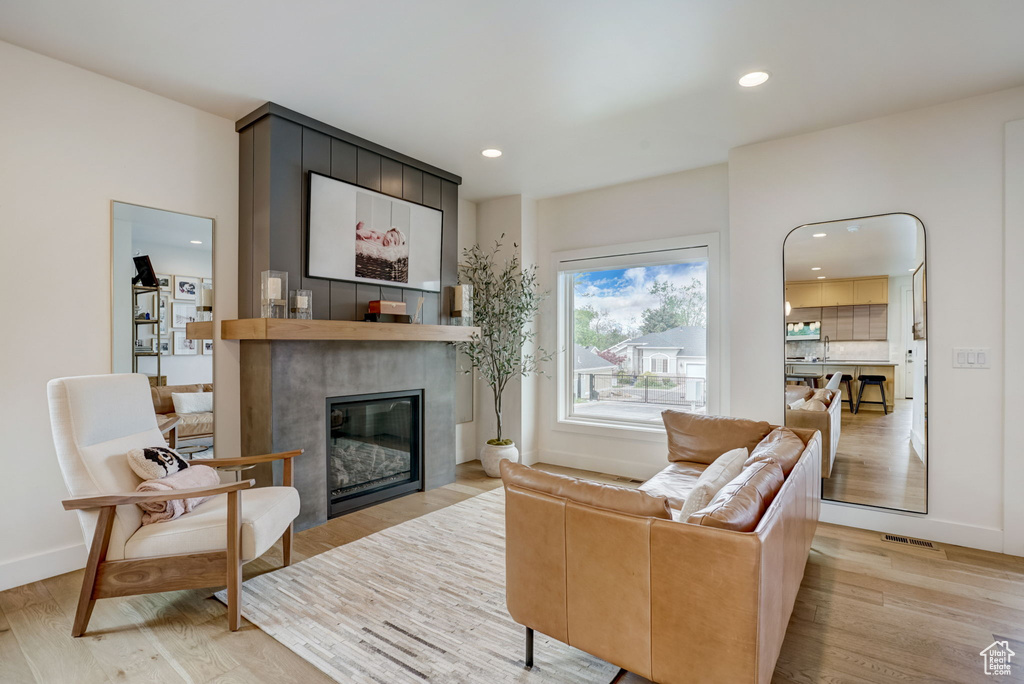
[268,277,282,300]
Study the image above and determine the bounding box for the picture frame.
[173,331,198,355]
[173,275,200,301]
[171,302,197,328]
[157,294,169,335]
[202,339,214,354]
[912,262,927,340]
[156,338,171,356]
[307,171,443,292]
[156,274,172,291]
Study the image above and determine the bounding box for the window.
[555,236,718,430]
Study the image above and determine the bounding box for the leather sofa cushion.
[501,461,672,519]
[638,461,708,509]
[785,385,814,405]
[677,447,748,519]
[174,412,214,437]
[745,427,804,476]
[661,411,772,465]
[151,383,213,415]
[686,459,785,532]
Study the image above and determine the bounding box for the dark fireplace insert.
[326,390,424,518]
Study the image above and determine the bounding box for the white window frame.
[554,234,722,438]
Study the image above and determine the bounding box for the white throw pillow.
[171,391,213,414]
[678,447,748,519]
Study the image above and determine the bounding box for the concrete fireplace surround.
[241,339,456,530]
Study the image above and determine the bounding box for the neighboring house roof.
[573,344,617,372]
[616,326,707,357]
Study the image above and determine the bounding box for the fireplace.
[326,390,424,517]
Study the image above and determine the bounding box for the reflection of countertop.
[786,360,897,367]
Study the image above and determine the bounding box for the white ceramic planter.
[480,442,519,478]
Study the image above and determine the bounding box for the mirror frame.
[110,199,217,438]
[783,212,928,515]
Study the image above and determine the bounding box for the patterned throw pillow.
[127,446,190,480]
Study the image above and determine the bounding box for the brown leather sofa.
[501,414,821,684]
[785,384,840,477]
[151,383,213,443]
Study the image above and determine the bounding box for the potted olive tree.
[458,237,550,477]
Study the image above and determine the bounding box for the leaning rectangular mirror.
[111,201,215,456]
[783,213,927,513]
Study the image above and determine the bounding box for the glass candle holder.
[261,270,288,318]
[290,289,313,319]
[198,282,214,322]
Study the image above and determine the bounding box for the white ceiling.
[114,202,213,250]
[4,1,1024,200]
[785,214,923,281]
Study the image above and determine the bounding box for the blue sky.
[574,261,707,330]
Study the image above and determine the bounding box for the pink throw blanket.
[136,464,221,525]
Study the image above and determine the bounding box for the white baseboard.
[538,448,662,481]
[820,503,1005,553]
[0,543,86,593]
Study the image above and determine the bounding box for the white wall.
[729,86,1023,552]
[455,197,478,464]
[534,164,730,479]
[1004,119,1024,556]
[0,40,238,591]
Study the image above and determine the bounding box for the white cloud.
[576,263,706,332]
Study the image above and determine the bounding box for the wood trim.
[62,480,254,510]
[191,450,303,469]
[92,551,230,599]
[157,416,181,434]
[234,103,462,185]
[185,321,214,340]
[226,489,242,631]
[72,506,115,636]
[220,318,479,342]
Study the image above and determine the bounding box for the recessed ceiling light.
[909,268,916,272]
[811,267,821,271]
[738,71,770,87]
[190,240,203,244]
[847,225,860,232]
[812,233,827,238]
[481,148,502,158]
[817,276,826,279]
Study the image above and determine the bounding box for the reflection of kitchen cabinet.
[821,306,838,340]
[787,307,821,323]
[821,280,854,306]
[869,304,887,339]
[853,306,870,340]
[836,306,854,340]
[853,277,888,304]
[786,282,822,308]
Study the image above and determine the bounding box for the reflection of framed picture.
[157,294,169,335]
[173,331,198,355]
[172,302,197,328]
[307,172,442,291]
[156,274,172,291]
[913,263,927,340]
[173,275,200,301]
[202,339,214,354]
[156,338,171,355]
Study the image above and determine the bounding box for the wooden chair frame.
[61,449,303,636]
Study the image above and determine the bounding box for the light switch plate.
[953,347,991,369]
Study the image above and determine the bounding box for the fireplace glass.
[327,390,423,517]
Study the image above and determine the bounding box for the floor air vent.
[882,533,937,549]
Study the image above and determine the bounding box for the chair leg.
[72,506,115,637]
[855,380,866,414]
[525,627,534,669]
[844,379,854,410]
[282,523,293,567]
[226,489,243,631]
[879,381,888,415]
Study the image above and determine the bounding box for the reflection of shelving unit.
[132,285,162,382]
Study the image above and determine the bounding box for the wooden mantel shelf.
[220,318,479,342]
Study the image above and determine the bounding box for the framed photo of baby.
[307,172,443,291]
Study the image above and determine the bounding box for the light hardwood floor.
[2,462,1020,684]
[822,398,927,512]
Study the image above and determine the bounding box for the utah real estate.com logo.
[980,641,1015,676]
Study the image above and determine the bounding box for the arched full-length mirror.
[112,201,215,454]
[783,213,927,513]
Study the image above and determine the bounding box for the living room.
[1,2,1021,682]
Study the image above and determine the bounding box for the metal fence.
[573,373,707,410]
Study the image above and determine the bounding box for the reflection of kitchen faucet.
[823,336,830,363]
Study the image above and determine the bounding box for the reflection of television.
[786,321,821,341]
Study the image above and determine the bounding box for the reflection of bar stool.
[826,373,855,412]
[855,375,888,415]
[786,373,822,388]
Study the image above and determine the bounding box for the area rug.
[216,488,621,683]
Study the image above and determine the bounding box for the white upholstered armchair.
[47,373,301,636]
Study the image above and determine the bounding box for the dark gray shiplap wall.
[237,104,461,324]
